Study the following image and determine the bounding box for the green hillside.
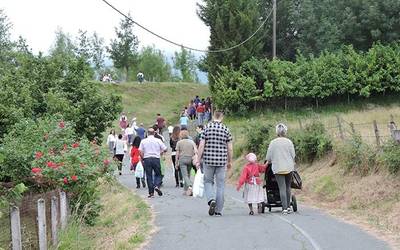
[99,82,210,129]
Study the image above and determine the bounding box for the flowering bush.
[0,117,116,224]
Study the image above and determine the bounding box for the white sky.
[0,0,210,55]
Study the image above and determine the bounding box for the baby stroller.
[261,163,302,213]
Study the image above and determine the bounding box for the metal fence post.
[10,206,22,250]
[37,199,47,250]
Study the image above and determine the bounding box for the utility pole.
[272,0,277,59]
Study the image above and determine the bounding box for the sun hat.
[245,153,257,163]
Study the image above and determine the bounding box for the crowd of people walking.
[108,94,297,216]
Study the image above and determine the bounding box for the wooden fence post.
[373,120,380,147]
[60,191,67,229]
[51,196,58,245]
[350,122,356,134]
[298,119,303,130]
[10,206,22,250]
[336,115,344,140]
[37,199,47,250]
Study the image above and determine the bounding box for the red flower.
[46,161,58,169]
[72,142,79,148]
[71,175,78,182]
[31,168,42,174]
[103,159,110,166]
[35,151,43,160]
[59,121,65,128]
[63,177,68,184]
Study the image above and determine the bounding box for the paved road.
[118,162,389,250]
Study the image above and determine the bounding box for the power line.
[100,0,273,53]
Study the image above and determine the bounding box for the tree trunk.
[125,66,129,82]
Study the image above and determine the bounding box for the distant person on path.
[125,124,135,145]
[266,123,296,215]
[176,130,198,196]
[196,103,205,125]
[179,113,190,129]
[131,116,138,130]
[197,111,233,216]
[236,153,267,215]
[156,114,166,134]
[194,95,201,106]
[137,72,144,83]
[194,125,204,147]
[136,123,146,139]
[189,102,196,120]
[119,113,128,130]
[170,126,183,187]
[130,136,146,188]
[139,128,167,198]
[114,134,127,176]
[107,129,116,155]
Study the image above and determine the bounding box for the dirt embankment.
[297,153,400,249]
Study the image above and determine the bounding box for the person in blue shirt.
[135,123,147,139]
[179,113,190,129]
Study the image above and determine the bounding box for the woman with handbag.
[176,130,198,196]
[265,123,296,215]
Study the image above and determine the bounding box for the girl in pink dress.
[237,153,267,215]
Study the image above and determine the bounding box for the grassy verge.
[56,179,152,250]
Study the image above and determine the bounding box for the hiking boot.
[154,187,163,196]
[215,212,222,217]
[148,194,154,198]
[282,209,288,215]
[208,200,216,216]
[287,207,292,214]
[186,187,193,196]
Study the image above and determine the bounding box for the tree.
[0,9,12,52]
[134,45,172,82]
[172,47,198,82]
[75,29,91,59]
[50,28,75,58]
[197,0,265,88]
[90,32,106,79]
[108,15,139,81]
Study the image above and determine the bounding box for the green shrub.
[244,122,275,157]
[381,140,400,174]
[338,134,377,175]
[290,122,333,162]
[0,117,116,224]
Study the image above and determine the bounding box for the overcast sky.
[0,0,210,55]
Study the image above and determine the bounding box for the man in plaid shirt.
[197,111,233,216]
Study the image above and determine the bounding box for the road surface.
[118,164,389,250]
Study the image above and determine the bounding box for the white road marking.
[230,196,322,250]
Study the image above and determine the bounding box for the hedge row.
[213,43,400,113]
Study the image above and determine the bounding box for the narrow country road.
[118,160,389,250]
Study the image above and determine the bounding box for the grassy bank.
[55,180,152,250]
[98,82,210,127]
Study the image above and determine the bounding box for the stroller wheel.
[292,195,298,212]
[268,206,272,212]
[261,202,265,213]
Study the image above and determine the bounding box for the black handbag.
[291,170,302,189]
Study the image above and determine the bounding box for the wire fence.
[0,190,69,250]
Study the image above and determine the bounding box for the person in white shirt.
[125,124,135,145]
[114,134,127,175]
[139,128,167,198]
[106,129,116,155]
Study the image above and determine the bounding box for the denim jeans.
[143,157,162,195]
[197,112,204,125]
[203,165,226,213]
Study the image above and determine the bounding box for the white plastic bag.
[193,170,204,198]
[135,162,144,178]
